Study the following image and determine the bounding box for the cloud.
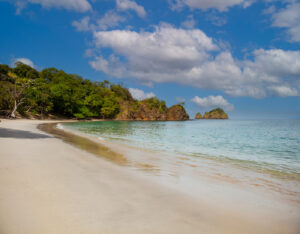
[181,15,196,29]
[268,85,299,97]
[72,1,144,32]
[271,2,300,42]
[263,5,275,15]
[89,24,300,98]
[12,0,92,13]
[73,11,126,32]
[128,88,155,100]
[97,10,126,30]
[191,95,234,111]
[92,24,218,78]
[205,12,227,26]
[72,16,92,32]
[116,0,146,18]
[13,57,35,68]
[13,0,27,14]
[90,54,126,78]
[170,0,255,12]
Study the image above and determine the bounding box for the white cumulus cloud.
[73,11,126,32]
[97,10,126,30]
[13,57,35,68]
[170,0,255,12]
[191,95,234,111]
[89,25,300,98]
[12,0,92,13]
[129,88,156,100]
[92,24,218,79]
[116,0,146,18]
[268,85,299,97]
[271,2,300,42]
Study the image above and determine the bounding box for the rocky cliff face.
[167,105,189,121]
[115,98,189,121]
[202,108,228,119]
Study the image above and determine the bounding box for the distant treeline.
[0,62,168,119]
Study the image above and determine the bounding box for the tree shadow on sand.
[0,128,52,139]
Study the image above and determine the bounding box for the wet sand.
[0,119,299,234]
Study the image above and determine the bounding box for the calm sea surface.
[63,119,300,179]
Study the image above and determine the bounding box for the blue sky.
[1,0,300,119]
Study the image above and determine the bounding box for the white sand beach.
[0,119,299,234]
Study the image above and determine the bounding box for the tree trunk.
[41,108,44,120]
[10,100,17,118]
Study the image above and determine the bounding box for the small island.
[195,108,228,119]
[195,112,202,119]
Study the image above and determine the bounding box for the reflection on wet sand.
[38,123,161,173]
[39,122,300,204]
[38,123,128,165]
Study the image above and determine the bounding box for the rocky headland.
[116,98,189,121]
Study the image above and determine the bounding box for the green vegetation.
[203,108,228,119]
[0,62,185,120]
[143,97,167,113]
[0,62,129,119]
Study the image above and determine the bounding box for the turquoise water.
[63,120,300,178]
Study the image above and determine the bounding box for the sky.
[0,0,300,119]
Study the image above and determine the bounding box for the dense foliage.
[0,62,191,120]
[144,97,167,113]
[0,62,134,119]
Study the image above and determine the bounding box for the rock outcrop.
[115,98,189,121]
[195,112,202,119]
[203,108,228,119]
[167,104,189,121]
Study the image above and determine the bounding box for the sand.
[0,119,299,234]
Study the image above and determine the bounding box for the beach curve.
[0,119,299,234]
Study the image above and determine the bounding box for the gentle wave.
[56,123,64,130]
[62,119,300,180]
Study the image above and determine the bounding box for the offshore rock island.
[195,108,229,119]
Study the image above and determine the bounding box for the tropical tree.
[6,72,32,118]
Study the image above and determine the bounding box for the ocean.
[62,119,300,200]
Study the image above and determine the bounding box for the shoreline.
[1,119,300,233]
[55,121,300,203]
[38,122,128,166]
[43,122,300,214]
